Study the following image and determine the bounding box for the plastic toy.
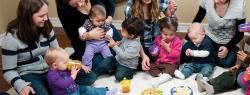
[141,88,163,95]
[243,65,250,81]
[239,22,250,32]
[120,78,131,93]
[170,86,193,95]
[67,59,82,71]
[149,44,160,57]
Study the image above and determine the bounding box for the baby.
[175,23,216,81]
[78,5,113,70]
[45,47,116,95]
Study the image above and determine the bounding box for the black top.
[56,0,89,60]
[91,0,115,17]
[183,35,216,64]
[192,6,246,51]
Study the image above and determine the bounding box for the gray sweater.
[1,30,59,93]
[112,37,141,69]
[200,0,246,44]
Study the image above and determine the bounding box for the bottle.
[120,78,131,93]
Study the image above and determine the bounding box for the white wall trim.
[0,33,5,47]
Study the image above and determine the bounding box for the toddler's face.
[54,51,69,71]
[188,31,204,45]
[91,15,106,27]
[120,28,130,38]
[161,27,175,43]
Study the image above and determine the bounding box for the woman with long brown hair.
[1,0,59,95]
[125,0,177,71]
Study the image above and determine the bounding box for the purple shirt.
[47,69,78,95]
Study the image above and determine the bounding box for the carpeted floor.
[6,47,244,95]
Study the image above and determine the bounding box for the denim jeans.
[181,63,215,78]
[115,62,134,81]
[216,51,237,68]
[70,85,108,95]
[20,73,51,95]
[75,56,116,85]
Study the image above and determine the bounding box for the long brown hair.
[7,0,52,48]
[131,0,159,22]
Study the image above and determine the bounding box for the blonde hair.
[89,5,106,19]
[44,47,65,67]
[131,0,159,21]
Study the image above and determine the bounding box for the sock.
[174,70,185,79]
[203,77,209,81]
[106,88,117,95]
[195,73,205,92]
[151,73,172,87]
[200,79,214,95]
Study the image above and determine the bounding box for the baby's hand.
[230,64,241,73]
[71,65,80,80]
[82,65,91,74]
[186,49,192,56]
[238,51,248,62]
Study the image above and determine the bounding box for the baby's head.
[187,23,205,45]
[121,17,144,39]
[44,47,69,71]
[89,5,106,27]
[159,17,178,42]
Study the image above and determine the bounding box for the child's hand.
[71,65,80,80]
[238,51,248,62]
[186,49,193,56]
[107,35,116,47]
[161,40,171,52]
[81,65,91,74]
[116,41,121,46]
[230,64,241,73]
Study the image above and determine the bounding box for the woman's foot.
[195,74,205,92]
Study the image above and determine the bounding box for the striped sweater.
[1,30,59,93]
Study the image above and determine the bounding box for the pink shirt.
[154,35,182,65]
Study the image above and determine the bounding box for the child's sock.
[195,73,205,92]
[106,88,117,95]
[151,73,172,87]
[200,79,214,95]
[174,70,185,79]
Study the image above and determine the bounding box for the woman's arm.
[225,19,246,49]
[192,6,206,23]
[1,34,30,93]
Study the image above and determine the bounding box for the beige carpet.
[7,47,244,95]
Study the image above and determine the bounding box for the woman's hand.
[106,16,113,25]
[168,0,177,15]
[218,46,228,58]
[88,27,105,40]
[71,65,80,80]
[20,85,35,95]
